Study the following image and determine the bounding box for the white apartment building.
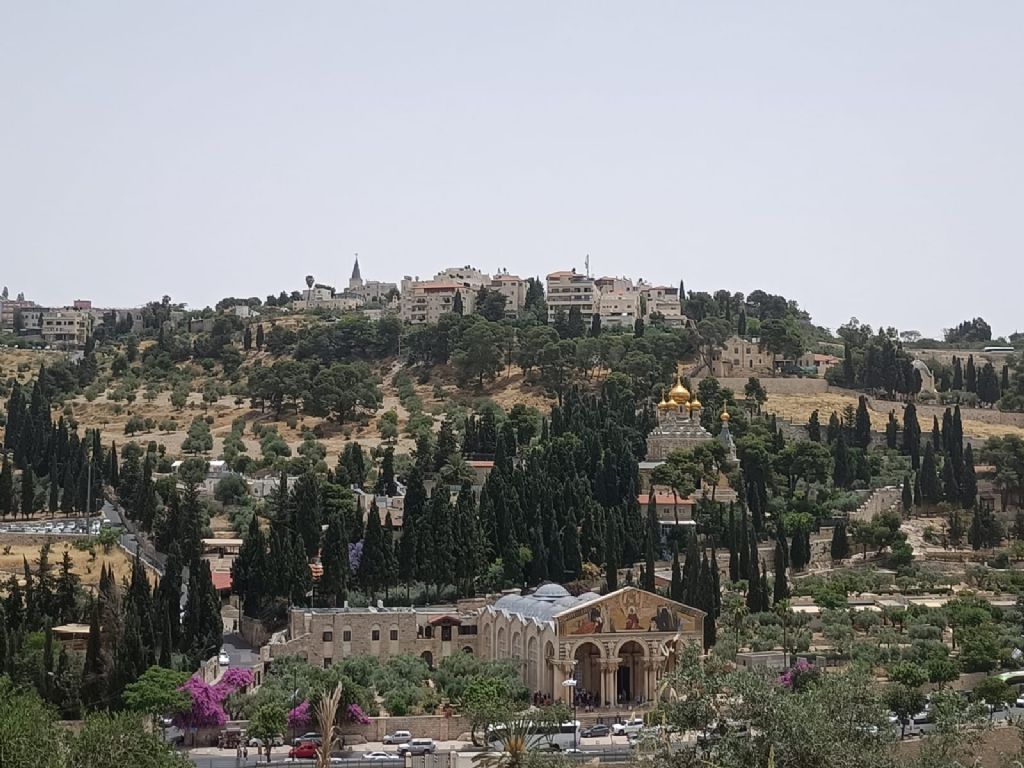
[546,270,596,323]
[597,289,641,328]
[490,274,527,315]
[400,281,475,324]
[434,266,490,292]
[640,285,687,328]
[41,309,93,346]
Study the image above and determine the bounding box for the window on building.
[372,629,380,641]
[458,625,478,636]
[441,626,452,642]
[322,631,333,642]
[342,630,352,642]
[390,629,399,641]
[424,626,433,639]
[323,658,333,668]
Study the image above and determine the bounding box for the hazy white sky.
[2,2,1022,338]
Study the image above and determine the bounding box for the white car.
[364,752,401,760]
[218,650,230,666]
[612,718,645,737]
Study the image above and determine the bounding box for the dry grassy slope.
[765,390,1024,440]
[0,536,150,589]
[0,345,558,466]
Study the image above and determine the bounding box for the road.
[220,632,259,668]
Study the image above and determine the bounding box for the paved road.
[221,632,259,668]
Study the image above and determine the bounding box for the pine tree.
[605,511,620,592]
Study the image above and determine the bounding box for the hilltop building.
[645,375,716,460]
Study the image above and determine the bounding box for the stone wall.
[341,714,472,743]
[240,614,274,650]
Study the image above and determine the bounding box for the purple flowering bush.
[778,659,820,692]
[175,668,255,728]
[288,700,312,730]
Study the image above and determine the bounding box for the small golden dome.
[657,391,674,411]
[688,398,703,411]
[669,374,690,404]
[720,406,731,422]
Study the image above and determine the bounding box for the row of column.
[555,658,665,706]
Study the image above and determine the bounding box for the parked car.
[289,741,319,759]
[248,735,284,748]
[364,752,402,760]
[293,732,322,746]
[397,738,436,756]
[581,724,611,738]
[218,649,230,666]
[612,718,644,736]
[1016,695,1024,708]
[383,730,412,745]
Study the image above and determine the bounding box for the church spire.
[351,254,361,282]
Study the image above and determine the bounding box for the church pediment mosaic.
[556,587,702,636]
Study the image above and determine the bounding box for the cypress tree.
[398,467,425,595]
[913,471,922,506]
[901,474,913,514]
[886,411,898,450]
[700,552,717,649]
[255,323,265,351]
[232,516,267,616]
[382,511,398,599]
[670,546,683,602]
[48,472,59,516]
[452,290,464,315]
[642,492,657,592]
[292,471,323,558]
[902,403,921,469]
[243,325,252,351]
[81,601,105,710]
[360,502,385,600]
[1002,364,1011,393]
[854,396,872,449]
[807,410,821,442]
[20,467,34,519]
[933,415,943,454]
[965,354,977,393]
[773,538,788,603]
[683,531,700,607]
[942,457,959,503]
[960,444,978,510]
[920,443,941,504]
[746,557,760,613]
[830,522,850,561]
[320,511,349,606]
[952,356,963,391]
[0,454,12,518]
[605,511,620,592]
[832,434,851,489]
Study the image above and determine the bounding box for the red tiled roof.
[468,460,494,468]
[211,572,233,591]
[427,615,462,626]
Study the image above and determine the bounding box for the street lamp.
[561,660,579,751]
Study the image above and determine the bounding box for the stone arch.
[421,650,434,668]
[511,631,523,661]
[573,640,604,706]
[526,636,539,691]
[497,626,507,658]
[482,621,492,658]
[616,640,647,704]
[462,646,475,655]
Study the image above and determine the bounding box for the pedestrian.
[243,743,248,761]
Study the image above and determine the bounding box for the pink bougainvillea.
[347,704,371,725]
[215,667,255,697]
[778,659,819,692]
[175,678,228,729]
[175,668,256,729]
[289,700,312,730]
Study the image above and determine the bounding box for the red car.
[289,741,319,759]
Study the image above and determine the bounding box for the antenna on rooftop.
[585,254,590,277]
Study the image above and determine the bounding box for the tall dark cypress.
[81,601,105,710]
[774,537,788,604]
[961,444,978,510]
[670,546,683,602]
[642,492,657,592]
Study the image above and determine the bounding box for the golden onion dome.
[657,391,674,411]
[669,375,690,404]
[720,406,731,422]
[688,397,703,411]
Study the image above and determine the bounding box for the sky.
[1,2,1022,339]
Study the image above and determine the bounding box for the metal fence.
[186,750,636,768]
